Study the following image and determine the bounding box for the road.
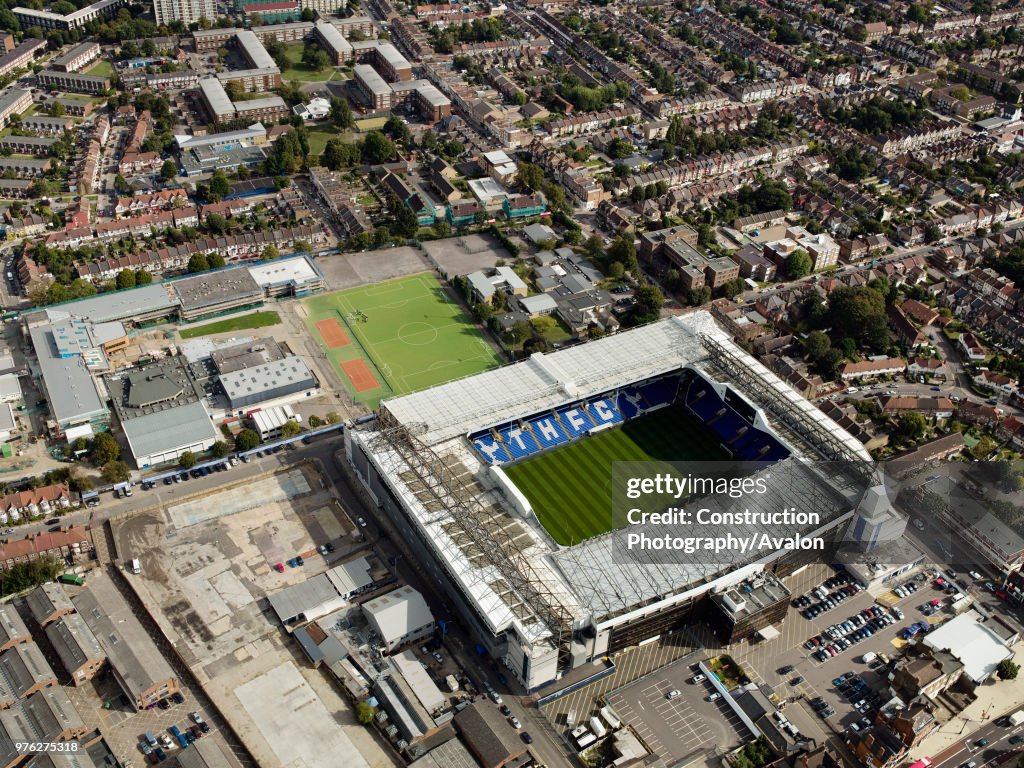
[932,712,1024,768]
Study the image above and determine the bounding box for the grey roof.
[0,157,50,170]
[409,736,478,768]
[267,576,346,624]
[25,751,99,768]
[362,585,433,644]
[45,613,105,675]
[324,558,374,597]
[22,116,74,129]
[354,64,390,96]
[218,355,316,403]
[175,739,241,768]
[199,77,234,118]
[238,95,287,112]
[50,41,98,69]
[314,20,352,57]
[26,583,73,625]
[72,572,177,701]
[210,337,286,375]
[1,687,85,742]
[0,643,55,705]
[0,134,56,147]
[235,29,276,71]
[27,323,105,428]
[0,605,29,648]
[0,89,30,116]
[121,400,218,463]
[518,293,557,314]
[107,355,205,419]
[172,269,262,312]
[38,284,176,323]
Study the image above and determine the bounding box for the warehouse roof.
[362,585,433,645]
[72,572,177,701]
[218,355,316,404]
[120,401,218,466]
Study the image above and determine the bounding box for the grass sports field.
[303,273,502,408]
[504,406,729,546]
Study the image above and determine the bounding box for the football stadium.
[345,312,874,691]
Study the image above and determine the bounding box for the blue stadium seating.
[499,425,541,461]
[468,372,791,467]
[683,377,791,462]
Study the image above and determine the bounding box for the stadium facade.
[345,312,873,690]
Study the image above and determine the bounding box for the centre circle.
[398,322,439,346]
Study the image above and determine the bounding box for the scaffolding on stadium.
[370,410,577,665]
[698,333,875,488]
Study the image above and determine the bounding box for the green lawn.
[280,41,337,82]
[303,273,502,408]
[306,127,353,159]
[179,311,281,339]
[85,60,113,77]
[504,406,729,545]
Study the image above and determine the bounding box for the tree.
[160,160,177,180]
[235,429,260,452]
[362,131,396,163]
[262,245,279,260]
[101,460,131,484]
[207,213,230,238]
[308,414,322,428]
[208,170,231,200]
[517,162,544,192]
[325,412,341,424]
[135,269,153,285]
[997,659,1020,680]
[210,441,231,458]
[896,411,927,442]
[392,203,419,238]
[355,702,375,725]
[301,44,331,72]
[631,284,664,325]
[116,268,136,290]
[188,253,210,273]
[301,6,315,20]
[208,252,226,268]
[785,249,812,279]
[826,285,889,352]
[281,420,301,438]
[803,330,831,361]
[608,235,639,275]
[178,450,196,469]
[509,320,532,345]
[329,97,353,129]
[90,432,120,466]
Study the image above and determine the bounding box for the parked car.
[666,689,681,699]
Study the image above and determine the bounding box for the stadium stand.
[470,381,675,465]
[684,376,790,462]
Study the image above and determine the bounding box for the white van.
[130,559,141,574]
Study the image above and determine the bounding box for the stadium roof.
[382,313,724,445]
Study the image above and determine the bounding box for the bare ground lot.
[421,233,513,277]
[111,465,397,768]
[315,247,430,290]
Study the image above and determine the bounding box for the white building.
[362,585,435,653]
[153,0,213,26]
[251,404,299,440]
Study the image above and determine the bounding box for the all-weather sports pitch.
[503,406,729,546]
[303,273,502,407]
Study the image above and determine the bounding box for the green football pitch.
[303,273,502,408]
[503,406,729,546]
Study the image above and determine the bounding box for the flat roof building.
[219,355,318,410]
[247,255,324,297]
[106,356,218,469]
[72,572,180,710]
[176,739,244,768]
[172,269,263,322]
[362,585,434,653]
[922,612,1014,684]
[13,0,130,29]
